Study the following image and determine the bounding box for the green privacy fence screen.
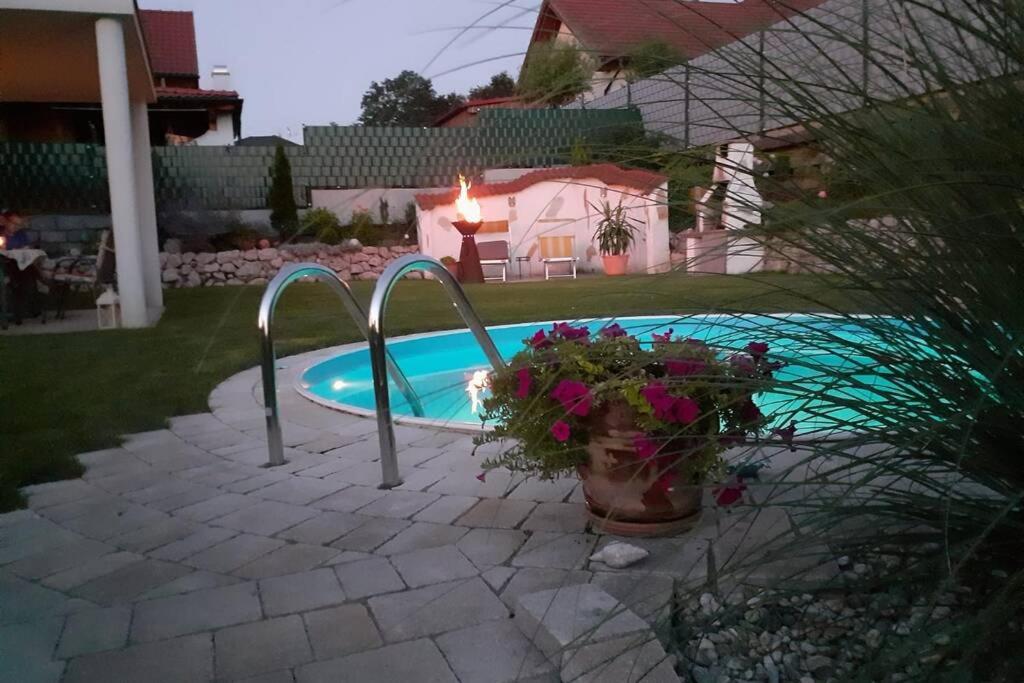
[0,108,641,213]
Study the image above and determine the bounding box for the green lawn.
[0,272,859,510]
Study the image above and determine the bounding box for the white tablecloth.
[0,249,47,271]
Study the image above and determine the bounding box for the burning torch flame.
[466,370,490,414]
[455,175,482,224]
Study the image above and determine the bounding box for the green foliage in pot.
[591,201,640,256]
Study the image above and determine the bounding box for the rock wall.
[159,244,421,288]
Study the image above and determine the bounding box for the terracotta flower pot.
[602,253,630,276]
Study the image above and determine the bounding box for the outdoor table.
[0,248,48,326]
[516,255,532,279]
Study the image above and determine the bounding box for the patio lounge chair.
[51,230,116,320]
[477,240,510,282]
[539,235,578,280]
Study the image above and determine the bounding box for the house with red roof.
[0,8,242,147]
[523,0,827,102]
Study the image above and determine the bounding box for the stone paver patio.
[1,345,825,682]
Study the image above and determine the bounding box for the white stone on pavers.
[560,632,680,683]
[482,566,517,592]
[138,570,242,601]
[254,478,348,506]
[590,572,676,628]
[72,558,192,604]
[259,568,346,616]
[323,460,389,487]
[57,606,131,658]
[146,485,224,513]
[507,476,578,503]
[436,618,558,683]
[354,490,440,519]
[295,638,457,683]
[233,543,340,579]
[303,604,383,660]
[223,471,291,494]
[333,557,405,599]
[428,469,518,498]
[275,511,367,545]
[63,503,169,541]
[522,502,589,533]
[131,582,262,642]
[393,467,447,492]
[456,498,536,529]
[6,538,113,580]
[456,528,528,570]
[391,545,479,588]
[500,568,594,609]
[42,551,143,591]
[0,616,66,683]
[512,533,597,570]
[324,550,375,566]
[214,615,313,680]
[313,485,387,512]
[173,492,257,523]
[0,573,91,627]
[63,633,213,683]
[211,500,320,536]
[513,584,650,660]
[396,445,446,467]
[589,537,709,586]
[21,479,106,509]
[329,517,410,552]
[375,521,469,556]
[123,479,196,505]
[413,495,479,524]
[184,534,285,573]
[368,577,508,642]
[148,526,237,562]
[108,517,198,553]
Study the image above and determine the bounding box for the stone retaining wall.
[159,244,421,288]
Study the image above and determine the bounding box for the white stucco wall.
[194,112,237,146]
[416,177,671,276]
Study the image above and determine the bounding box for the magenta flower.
[641,382,676,421]
[599,323,628,339]
[550,420,571,442]
[550,379,592,417]
[771,422,798,451]
[730,353,755,374]
[529,329,552,349]
[714,476,747,506]
[651,328,674,343]
[746,341,769,359]
[552,322,590,342]
[653,469,676,493]
[475,472,487,482]
[634,435,659,460]
[673,396,700,424]
[739,398,762,423]
[514,368,532,399]
[665,358,706,377]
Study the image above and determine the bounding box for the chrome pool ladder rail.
[368,254,506,488]
[258,263,425,467]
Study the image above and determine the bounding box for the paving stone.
[456,498,536,529]
[184,534,285,573]
[333,557,405,599]
[71,558,192,604]
[409,430,466,449]
[391,545,479,587]
[215,615,313,680]
[6,538,114,580]
[312,485,387,512]
[412,495,479,524]
[22,479,106,509]
[296,637,457,683]
[148,525,237,562]
[42,551,143,591]
[393,467,448,492]
[260,568,346,616]
[223,471,291,494]
[233,543,340,579]
[560,632,679,682]
[0,573,91,626]
[396,445,446,467]
[427,469,518,498]
[175,492,258,522]
[323,550,375,566]
[456,528,529,569]
[589,537,709,585]
[275,511,367,545]
[415,448,474,472]
[436,618,558,683]
[108,517,198,553]
[292,458,356,478]
[512,532,597,570]
[138,570,242,601]
[303,604,383,660]
[500,568,594,608]
[33,497,121,524]
[513,584,649,659]
[57,606,131,658]
[255,478,347,505]
[176,463,256,486]
[368,577,508,642]
[232,669,296,683]
[62,502,168,541]
[0,616,65,683]
[590,572,675,627]
[375,521,469,556]
[299,432,365,454]
[329,517,409,552]
[0,517,83,564]
[211,500,320,536]
[146,485,224,513]
[0,508,36,527]
[507,477,578,503]
[131,581,262,642]
[481,566,517,592]
[522,502,589,533]
[64,633,213,683]
[350,489,439,518]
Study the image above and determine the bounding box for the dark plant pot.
[601,253,630,276]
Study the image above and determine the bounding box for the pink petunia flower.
[746,341,769,359]
[550,420,571,442]
[551,379,592,417]
[552,322,590,342]
[529,329,552,349]
[771,422,798,451]
[599,323,628,339]
[515,368,532,399]
[665,358,706,377]
[641,382,676,421]
[634,435,659,460]
[651,328,675,343]
[714,477,747,506]
[475,472,487,482]
[673,396,700,424]
[739,398,762,423]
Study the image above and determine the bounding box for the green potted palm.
[592,201,640,276]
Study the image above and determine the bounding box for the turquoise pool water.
[299,315,895,431]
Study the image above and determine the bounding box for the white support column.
[131,100,163,312]
[95,17,147,328]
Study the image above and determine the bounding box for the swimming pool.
[297,315,895,432]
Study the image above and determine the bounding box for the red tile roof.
[434,96,528,126]
[416,164,667,210]
[537,0,828,60]
[155,86,240,101]
[139,9,199,76]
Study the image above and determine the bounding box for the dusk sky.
[139,0,534,140]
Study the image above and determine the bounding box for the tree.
[358,70,464,127]
[468,72,517,100]
[268,144,298,239]
[518,42,590,105]
[628,40,685,80]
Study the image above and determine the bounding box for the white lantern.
[96,285,121,330]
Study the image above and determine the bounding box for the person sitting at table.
[1,209,31,249]
[0,209,43,323]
